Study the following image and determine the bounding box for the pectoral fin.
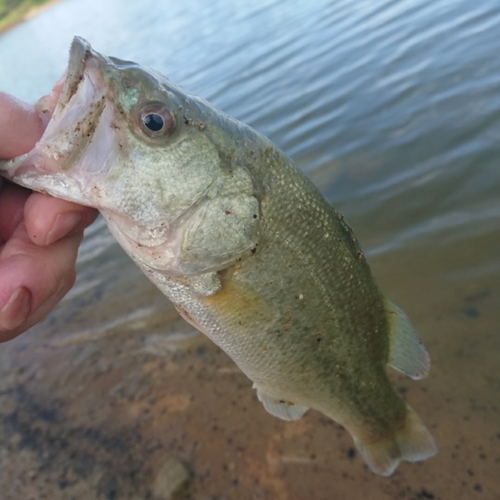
[201,276,279,331]
[385,297,430,380]
[253,384,309,421]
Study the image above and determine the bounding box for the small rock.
[97,474,118,500]
[153,457,190,499]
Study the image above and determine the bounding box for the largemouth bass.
[0,37,436,475]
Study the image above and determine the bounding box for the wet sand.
[1,227,498,499]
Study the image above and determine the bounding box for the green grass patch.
[0,0,54,33]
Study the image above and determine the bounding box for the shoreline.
[0,0,62,36]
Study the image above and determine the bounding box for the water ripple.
[1,0,499,333]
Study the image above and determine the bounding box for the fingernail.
[0,287,31,331]
[46,211,83,245]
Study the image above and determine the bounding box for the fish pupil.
[143,113,164,132]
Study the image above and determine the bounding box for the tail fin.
[353,405,437,476]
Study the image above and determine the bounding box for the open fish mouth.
[32,36,109,172]
[0,37,115,203]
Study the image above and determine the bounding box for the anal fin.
[253,384,309,421]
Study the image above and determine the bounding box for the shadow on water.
[1,0,499,498]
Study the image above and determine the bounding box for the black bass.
[0,37,437,475]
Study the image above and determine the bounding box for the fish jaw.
[0,37,116,207]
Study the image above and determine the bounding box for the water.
[0,0,499,498]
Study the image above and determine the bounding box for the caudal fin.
[353,405,437,476]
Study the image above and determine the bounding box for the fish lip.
[56,36,92,110]
[54,36,108,116]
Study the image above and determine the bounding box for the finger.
[0,223,82,342]
[0,181,31,241]
[0,177,3,243]
[0,92,46,159]
[24,192,98,246]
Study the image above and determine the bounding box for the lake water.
[0,0,499,498]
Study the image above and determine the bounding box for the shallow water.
[0,0,499,498]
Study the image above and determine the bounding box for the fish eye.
[138,103,175,139]
[144,113,164,131]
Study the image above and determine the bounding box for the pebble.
[152,457,190,499]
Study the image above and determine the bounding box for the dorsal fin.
[384,297,430,380]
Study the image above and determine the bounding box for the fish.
[0,37,437,475]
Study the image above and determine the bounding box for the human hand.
[0,92,98,342]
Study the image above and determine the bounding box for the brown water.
[0,0,499,498]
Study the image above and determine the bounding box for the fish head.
[1,37,261,275]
